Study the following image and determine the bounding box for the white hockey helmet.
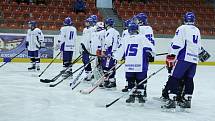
[96,22,104,31]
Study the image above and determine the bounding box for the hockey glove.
[199,47,210,62]
[148,52,154,62]
[96,49,102,56]
[166,54,176,73]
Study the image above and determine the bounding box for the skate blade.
[161,107,176,112]
[179,108,191,113]
[105,87,117,91]
[98,86,105,89]
[126,102,144,107]
[79,89,90,94]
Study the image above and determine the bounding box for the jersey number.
[145,34,155,45]
[69,31,74,40]
[125,44,138,56]
[193,35,198,44]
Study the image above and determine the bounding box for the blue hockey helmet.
[184,12,195,24]
[128,21,139,34]
[90,15,98,25]
[134,13,148,25]
[104,18,114,28]
[28,21,37,28]
[64,17,73,26]
[85,17,94,26]
[123,19,131,29]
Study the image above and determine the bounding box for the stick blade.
[49,84,56,87]
[40,79,52,83]
[79,89,90,94]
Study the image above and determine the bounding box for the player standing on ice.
[84,21,106,80]
[121,19,131,38]
[161,12,202,109]
[26,21,44,71]
[121,19,132,92]
[112,22,155,103]
[56,17,77,78]
[99,18,120,89]
[81,17,95,81]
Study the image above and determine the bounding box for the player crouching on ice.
[26,21,44,71]
[160,12,209,110]
[56,17,77,78]
[112,22,155,103]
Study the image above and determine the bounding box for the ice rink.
[0,62,215,121]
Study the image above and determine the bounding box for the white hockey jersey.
[81,26,96,52]
[59,26,77,51]
[122,29,129,38]
[26,28,44,51]
[103,27,120,54]
[139,25,155,46]
[113,34,155,72]
[91,29,105,55]
[170,25,201,64]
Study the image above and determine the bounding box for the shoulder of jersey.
[34,28,42,31]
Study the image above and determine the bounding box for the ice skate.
[136,90,146,103]
[62,69,73,79]
[126,94,135,103]
[36,66,40,71]
[105,78,116,90]
[121,86,128,92]
[28,64,36,71]
[83,71,93,81]
[178,95,192,112]
[161,95,176,112]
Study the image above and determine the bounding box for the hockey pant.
[166,60,196,96]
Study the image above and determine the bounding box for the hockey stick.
[38,51,61,77]
[105,66,166,108]
[40,54,82,83]
[156,53,168,56]
[49,58,95,87]
[80,61,125,94]
[81,43,168,57]
[69,65,85,86]
[71,61,101,90]
[0,49,25,68]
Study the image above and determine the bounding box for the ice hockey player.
[26,21,44,71]
[56,17,77,78]
[81,17,95,81]
[99,18,120,89]
[90,15,98,26]
[161,12,202,109]
[90,22,106,80]
[121,19,131,92]
[133,13,155,46]
[122,19,131,38]
[112,22,155,103]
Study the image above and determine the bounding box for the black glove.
[148,52,154,62]
[25,41,29,48]
[199,47,210,62]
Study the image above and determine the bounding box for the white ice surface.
[0,63,215,121]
